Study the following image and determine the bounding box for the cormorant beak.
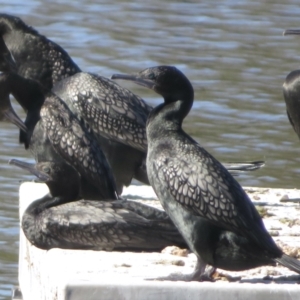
[0,37,17,73]
[111,74,155,89]
[8,159,50,182]
[283,29,300,36]
[3,107,27,133]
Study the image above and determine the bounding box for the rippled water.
[1,1,300,298]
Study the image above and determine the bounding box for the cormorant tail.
[276,254,300,274]
[223,160,265,175]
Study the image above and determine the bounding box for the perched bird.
[52,72,152,189]
[0,72,118,200]
[0,13,150,191]
[283,29,300,139]
[112,66,300,280]
[9,158,187,251]
[0,13,80,89]
[0,14,264,192]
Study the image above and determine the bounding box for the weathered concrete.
[18,182,300,300]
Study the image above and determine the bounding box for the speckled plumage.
[53,73,151,152]
[40,94,118,200]
[52,72,152,191]
[22,198,188,251]
[112,65,300,279]
[0,14,151,191]
[0,72,118,200]
[0,13,80,89]
[0,14,263,193]
[10,160,187,251]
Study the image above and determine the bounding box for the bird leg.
[190,256,216,282]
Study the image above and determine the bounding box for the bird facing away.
[112,66,300,280]
[283,29,300,139]
[9,159,187,252]
[52,72,152,190]
[0,13,81,89]
[0,14,265,189]
[0,72,118,200]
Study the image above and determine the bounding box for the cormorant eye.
[43,167,50,173]
[148,73,156,80]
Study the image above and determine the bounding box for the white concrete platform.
[18,182,300,300]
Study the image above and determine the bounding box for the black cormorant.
[0,14,150,191]
[283,29,300,139]
[0,13,80,89]
[0,72,118,200]
[112,66,300,280]
[0,14,264,192]
[9,158,187,251]
[52,72,152,189]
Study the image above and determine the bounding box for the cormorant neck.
[47,181,80,202]
[26,195,68,215]
[0,72,45,111]
[147,94,193,139]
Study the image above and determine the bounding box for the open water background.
[1,1,300,298]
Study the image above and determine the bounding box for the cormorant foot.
[190,265,216,282]
[146,266,216,282]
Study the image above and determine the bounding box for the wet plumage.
[9,159,187,251]
[112,66,300,280]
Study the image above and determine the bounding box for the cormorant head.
[111,65,194,105]
[9,160,80,201]
[0,73,27,132]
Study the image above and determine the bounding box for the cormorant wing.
[151,135,277,252]
[39,93,118,200]
[53,73,152,152]
[38,200,186,251]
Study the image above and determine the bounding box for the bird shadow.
[145,272,300,284]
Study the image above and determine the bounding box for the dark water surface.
[1,1,300,298]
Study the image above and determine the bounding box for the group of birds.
[0,13,300,281]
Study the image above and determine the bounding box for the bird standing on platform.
[112,66,300,280]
